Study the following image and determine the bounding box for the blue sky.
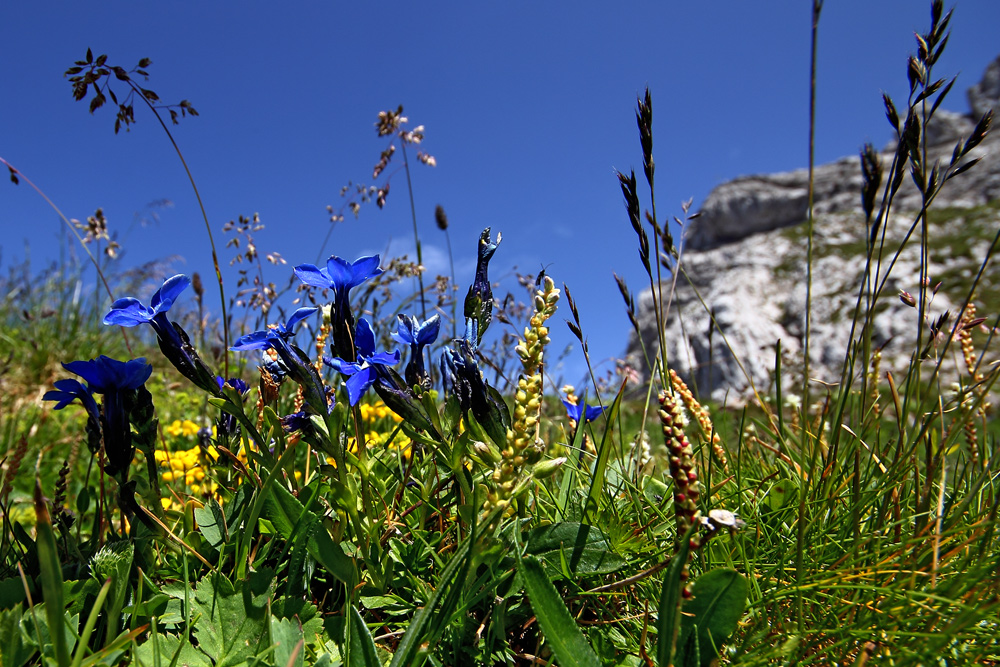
[2,2,999,388]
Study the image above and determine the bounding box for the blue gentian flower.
[215,376,250,439]
[216,376,250,395]
[293,255,383,293]
[230,309,327,414]
[325,318,400,406]
[61,356,153,394]
[294,255,382,361]
[441,338,509,445]
[103,275,220,395]
[44,378,100,425]
[463,229,500,349]
[228,307,317,352]
[47,356,152,478]
[562,400,606,425]
[393,313,441,388]
[103,274,190,348]
[281,411,311,433]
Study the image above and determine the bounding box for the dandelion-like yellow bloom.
[165,419,201,438]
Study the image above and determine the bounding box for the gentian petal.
[584,404,606,423]
[416,315,441,346]
[63,359,108,391]
[345,366,377,405]
[562,399,583,423]
[347,255,383,288]
[324,356,362,375]
[354,318,376,358]
[44,379,91,410]
[230,330,276,351]
[370,349,401,366]
[392,315,416,346]
[150,275,191,314]
[293,263,333,288]
[103,298,154,327]
[216,376,250,394]
[118,357,153,389]
[325,256,354,289]
[283,307,318,333]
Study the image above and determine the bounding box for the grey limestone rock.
[626,56,1000,404]
[968,55,1000,120]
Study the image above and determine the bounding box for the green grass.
[2,2,999,665]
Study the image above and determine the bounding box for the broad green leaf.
[0,606,33,667]
[265,483,358,589]
[195,497,228,549]
[765,479,797,512]
[518,554,600,667]
[271,615,305,667]
[642,476,670,508]
[0,578,27,608]
[189,571,271,667]
[19,604,78,667]
[133,632,212,667]
[675,569,748,667]
[525,522,627,578]
[345,605,380,667]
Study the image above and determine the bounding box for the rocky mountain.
[625,56,1000,404]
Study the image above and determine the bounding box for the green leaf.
[19,604,78,667]
[525,522,627,578]
[264,483,358,589]
[0,606,33,667]
[271,615,305,667]
[189,571,271,667]
[765,479,797,512]
[657,523,696,667]
[675,569,748,667]
[195,497,228,549]
[34,478,69,667]
[584,381,626,522]
[345,605,380,667]
[133,632,212,667]
[517,554,600,667]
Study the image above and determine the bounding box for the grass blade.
[584,381,626,522]
[657,523,696,667]
[34,476,69,667]
[345,604,380,667]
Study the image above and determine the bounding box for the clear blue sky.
[2,2,998,388]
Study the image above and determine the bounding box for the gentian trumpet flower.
[463,228,500,349]
[104,275,219,395]
[392,313,440,388]
[294,255,383,361]
[325,318,401,406]
[230,308,326,414]
[45,356,152,478]
[562,400,606,425]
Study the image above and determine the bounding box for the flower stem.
[129,83,231,377]
[399,141,428,321]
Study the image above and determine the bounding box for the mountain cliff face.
[625,56,1000,404]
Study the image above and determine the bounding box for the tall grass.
[0,2,998,666]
